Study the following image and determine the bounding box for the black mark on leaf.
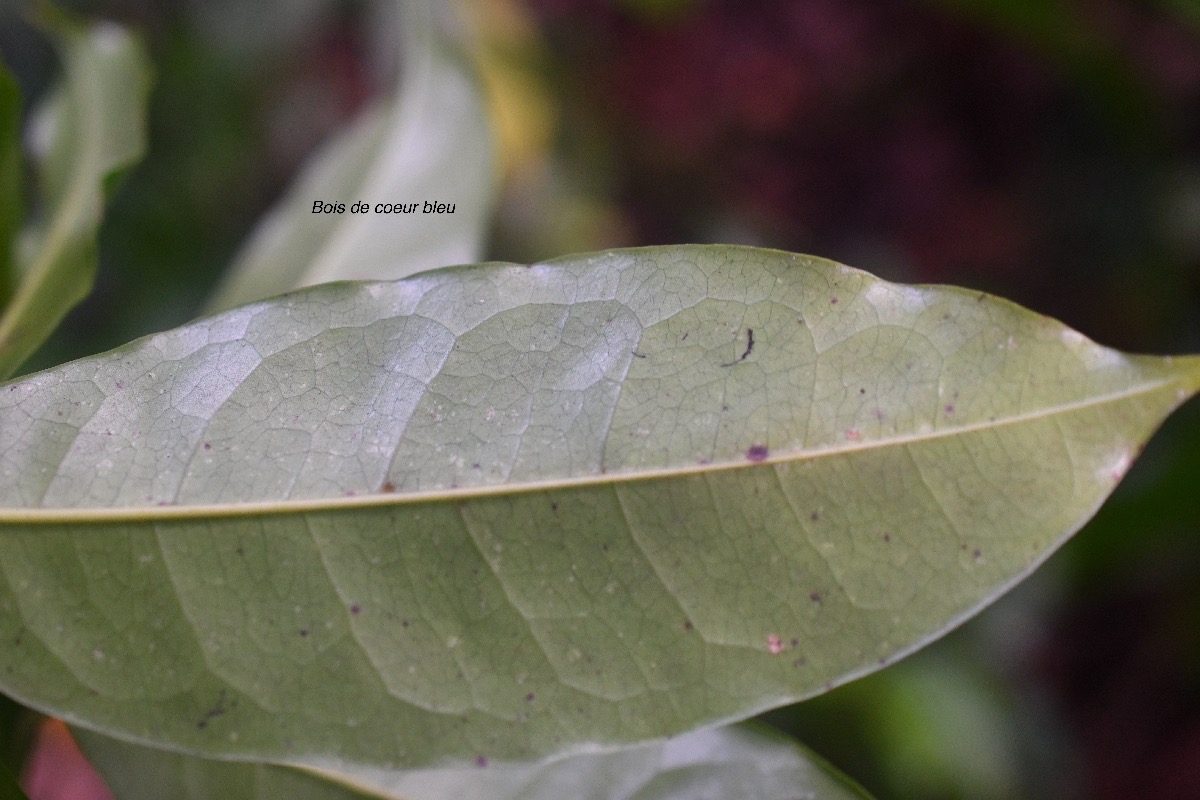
[197,690,233,730]
[720,328,755,367]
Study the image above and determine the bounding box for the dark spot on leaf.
[810,591,823,604]
[550,502,558,512]
[350,604,361,615]
[472,463,481,469]
[235,547,244,557]
[684,620,694,631]
[203,442,211,450]
[791,638,799,647]
[859,388,866,394]
[945,404,955,414]
[402,619,411,628]
[196,691,230,730]
[830,297,839,304]
[475,756,488,768]
[299,629,309,637]
[746,444,769,462]
[883,533,891,543]
[973,548,983,560]
[381,482,395,493]
[810,512,820,522]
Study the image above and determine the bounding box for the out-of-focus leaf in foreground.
[77,723,874,800]
[0,245,1197,769]
[0,15,150,380]
[206,0,494,313]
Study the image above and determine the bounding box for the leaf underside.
[0,245,1196,769]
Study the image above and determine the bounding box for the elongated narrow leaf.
[0,245,1197,768]
[206,0,494,312]
[76,723,873,800]
[0,17,150,379]
[0,61,22,311]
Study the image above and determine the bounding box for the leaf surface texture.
[1,245,1196,767]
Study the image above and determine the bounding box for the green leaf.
[0,60,23,311]
[0,15,151,380]
[0,245,1196,768]
[206,0,494,313]
[76,723,873,800]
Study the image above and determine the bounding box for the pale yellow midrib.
[0,376,1183,524]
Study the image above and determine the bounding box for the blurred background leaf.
[1,0,1199,798]
[0,11,149,379]
[207,0,495,312]
[0,60,22,311]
